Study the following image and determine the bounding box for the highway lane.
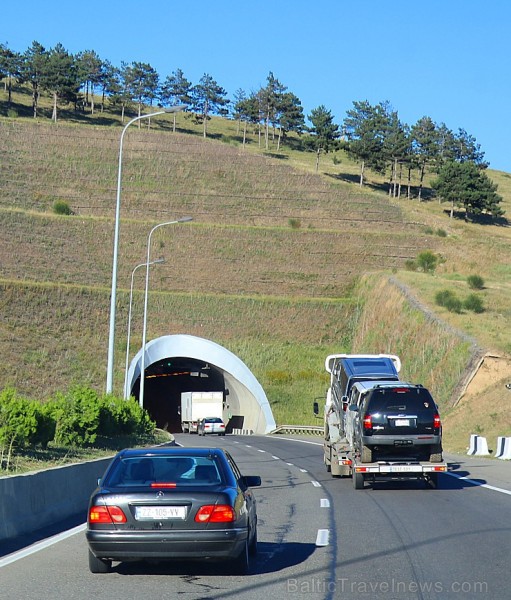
[2,434,510,599]
[0,435,332,600]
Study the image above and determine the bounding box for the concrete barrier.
[0,456,113,543]
[496,436,511,460]
[467,434,490,456]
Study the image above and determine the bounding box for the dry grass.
[2,88,511,451]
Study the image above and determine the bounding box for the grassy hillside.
[2,84,511,451]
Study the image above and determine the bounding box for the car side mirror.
[242,475,261,488]
[348,404,359,412]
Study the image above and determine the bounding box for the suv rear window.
[365,387,435,412]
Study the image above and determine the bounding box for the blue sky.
[2,0,510,171]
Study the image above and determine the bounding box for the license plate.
[383,465,413,473]
[135,506,186,520]
[394,419,410,427]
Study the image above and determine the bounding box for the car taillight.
[434,413,441,430]
[195,504,236,523]
[89,505,127,524]
[363,415,372,431]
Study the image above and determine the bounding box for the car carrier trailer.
[316,353,448,489]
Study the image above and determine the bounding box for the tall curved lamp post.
[139,216,193,408]
[124,257,165,399]
[106,105,185,394]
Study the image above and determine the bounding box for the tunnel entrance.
[131,357,226,432]
[126,334,276,434]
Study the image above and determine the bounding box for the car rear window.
[104,456,222,487]
[366,387,436,412]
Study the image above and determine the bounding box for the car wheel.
[231,539,249,575]
[353,471,365,490]
[88,549,112,574]
[248,523,258,556]
[360,444,373,463]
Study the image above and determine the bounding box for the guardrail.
[270,424,323,436]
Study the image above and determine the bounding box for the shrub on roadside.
[464,293,485,313]
[53,200,73,215]
[467,274,485,290]
[416,250,439,274]
[435,289,463,313]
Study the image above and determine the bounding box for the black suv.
[347,381,442,463]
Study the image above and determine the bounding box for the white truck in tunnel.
[181,391,224,433]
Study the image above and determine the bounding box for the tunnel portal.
[126,334,275,434]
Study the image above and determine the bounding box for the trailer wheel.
[360,445,373,463]
[353,471,364,490]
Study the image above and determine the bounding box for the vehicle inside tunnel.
[130,357,230,433]
[126,334,276,435]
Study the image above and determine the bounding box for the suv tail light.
[363,415,372,431]
[433,413,441,431]
[89,505,127,524]
[195,505,235,523]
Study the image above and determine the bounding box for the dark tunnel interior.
[130,356,229,433]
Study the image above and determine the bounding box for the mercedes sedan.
[86,446,260,574]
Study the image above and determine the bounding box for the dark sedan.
[86,446,261,574]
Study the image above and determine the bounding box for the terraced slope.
[0,121,435,300]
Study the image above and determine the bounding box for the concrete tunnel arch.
[126,334,276,434]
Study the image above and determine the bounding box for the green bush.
[436,228,447,238]
[53,200,72,215]
[445,296,463,313]
[467,274,485,290]
[0,388,40,469]
[416,250,438,274]
[435,289,463,313]
[288,218,301,229]
[28,402,56,449]
[404,259,417,271]
[464,293,485,313]
[52,386,101,446]
[98,395,154,437]
[435,289,456,307]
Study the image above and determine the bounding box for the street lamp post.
[124,257,165,399]
[139,216,193,408]
[106,106,186,394]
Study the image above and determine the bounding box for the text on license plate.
[394,419,410,426]
[386,465,413,473]
[135,506,186,520]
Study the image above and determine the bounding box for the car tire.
[360,444,373,463]
[88,549,112,574]
[353,471,364,490]
[248,524,258,556]
[231,539,249,575]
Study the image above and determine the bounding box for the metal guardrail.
[270,424,323,436]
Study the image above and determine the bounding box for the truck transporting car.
[314,354,447,489]
[180,391,224,433]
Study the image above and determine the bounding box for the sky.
[2,0,511,171]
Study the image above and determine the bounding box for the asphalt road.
[1,434,510,599]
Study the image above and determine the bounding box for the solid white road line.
[0,523,86,568]
[446,471,511,496]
